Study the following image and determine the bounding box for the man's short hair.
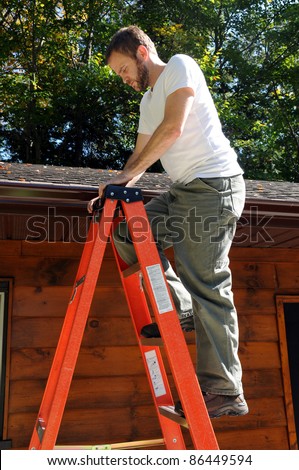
[105,25,157,63]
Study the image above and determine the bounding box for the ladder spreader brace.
[29,185,219,450]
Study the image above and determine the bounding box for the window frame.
[276,295,299,450]
[0,279,12,444]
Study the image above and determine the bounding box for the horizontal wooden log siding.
[1,240,299,449]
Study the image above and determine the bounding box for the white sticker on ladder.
[145,350,167,398]
[146,264,173,314]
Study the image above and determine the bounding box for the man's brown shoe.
[175,393,249,419]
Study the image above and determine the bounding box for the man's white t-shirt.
[138,54,243,184]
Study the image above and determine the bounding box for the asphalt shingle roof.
[1,162,299,202]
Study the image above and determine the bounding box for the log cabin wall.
[0,239,299,450]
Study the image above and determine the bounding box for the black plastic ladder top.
[104,185,143,203]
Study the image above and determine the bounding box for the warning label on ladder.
[145,350,167,398]
[146,264,173,314]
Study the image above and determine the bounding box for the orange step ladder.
[29,185,219,451]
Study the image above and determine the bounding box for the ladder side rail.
[29,200,118,449]
[110,226,152,335]
[140,343,187,450]
[111,240,177,410]
[110,242,186,449]
[121,199,219,450]
[99,197,186,449]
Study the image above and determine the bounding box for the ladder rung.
[141,334,194,347]
[122,262,141,278]
[159,406,189,428]
[140,337,163,346]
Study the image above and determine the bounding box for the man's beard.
[136,58,150,91]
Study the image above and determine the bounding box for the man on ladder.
[88,26,248,420]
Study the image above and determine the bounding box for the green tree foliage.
[0,0,139,167]
[0,0,298,180]
[207,0,299,182]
